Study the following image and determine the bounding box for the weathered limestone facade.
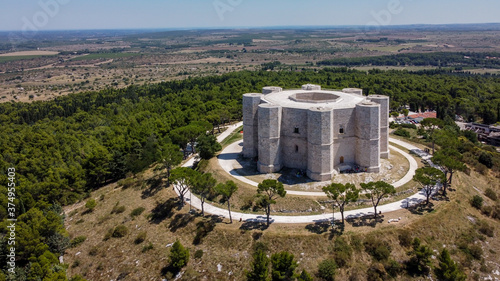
[243,85,389,181]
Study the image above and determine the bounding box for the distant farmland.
[70,52,140,61]
[0,51,59,63]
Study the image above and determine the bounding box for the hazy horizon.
[1,0,500,32]
[2,22,500,33]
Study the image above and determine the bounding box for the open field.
[2,25,500,104]
[69,52,140,61]
[0,50,59,56]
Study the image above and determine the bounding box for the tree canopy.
[257,179,286,226]
[215,180,238,223]
[360,181,396,218]
[413,167,446,205]
[322,182,359,224]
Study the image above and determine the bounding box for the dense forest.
[1,68,500,279]
[317,52,500,69]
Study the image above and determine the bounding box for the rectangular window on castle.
[339,126,345,134]
[294,127,300,134]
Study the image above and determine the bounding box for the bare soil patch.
[0,51,59,56]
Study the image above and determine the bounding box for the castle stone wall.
[242,93,263,158]
[262,86,283,95]
[280,107,308,169]
[257,104,282,173]
[355,102,381,172]
[368,95,390,158]
[244,85,387,181]
[307,107,334,181]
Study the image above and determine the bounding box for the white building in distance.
[243,84,389,181]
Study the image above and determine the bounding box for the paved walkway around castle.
[178,122,437,224]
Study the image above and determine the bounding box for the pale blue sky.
[1,0,499,31]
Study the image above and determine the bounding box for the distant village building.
[242,85,389,181]
[396,111,437,124]
[464,123,500,146]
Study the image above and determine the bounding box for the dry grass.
[63,159,500,280]
[201,157,324,215]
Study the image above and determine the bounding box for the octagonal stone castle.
[242,84,389,181]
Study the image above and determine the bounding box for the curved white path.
[218,140,418,196]
[177,122,434,224]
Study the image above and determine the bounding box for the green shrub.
[193,220,216,245]
[317,258,337,281]
[471,195,484,209]
[398,230,412,247]
[373,245,391,261]
[271,251,298,281]
[400,123,417,129]
[435,248,466,281]
[469,244,483,260]
[111,203,126,214]
[485,188,498,201]
[85,199,97,212]
[142,242,153,253]
[492,204,500,220]
[69,274,86,281]
[350,234,363,251]
[367,262,387,281]
[118,177,136,189]
[134,231,147,244]
[393,128,410,138]
[364,236,391,261]
[385,259,402,278]
[479,152,493,168]
[333,237,352,268]
[112,225,128,238]
[407,238,432,276]
[89,246,99,256]
[194,249,204,259]
[247,248,269,281]
[297,269,313,281]
[252,241,269,253]
[482,205,493,216]
[477,221,494,237]
[475,163,489,175]
[103,228,113,241]
[70,236,86,248]
[170,240,190,272]
[130,207,146,218]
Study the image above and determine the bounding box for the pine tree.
[297,270,313,281]
[407,238,432,276]
[435,248,466,281]
[247,249,270,281]
[257,179,286,226]
[271,251,298,281]
[169,240,189,272]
